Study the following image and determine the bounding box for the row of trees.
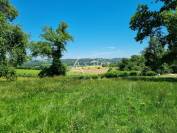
[0,0,72,79]
[118,36,177,75]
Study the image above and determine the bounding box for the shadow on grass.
[120,76,177,82]
[71,75,177,83]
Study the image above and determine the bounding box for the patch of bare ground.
[71,66,109,74]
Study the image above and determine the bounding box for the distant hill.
[18,58,122,69]
[62,58,121,66]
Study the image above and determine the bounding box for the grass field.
[0,77,176,132]
[16,69,40,77]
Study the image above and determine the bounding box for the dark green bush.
[171,65,177,73]
[104,71,119,78]
[118,71,129,77]
[129,71,139,76]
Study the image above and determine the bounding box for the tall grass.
[16,69,40,77]
[0,78,176,132]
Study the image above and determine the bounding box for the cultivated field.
[0,76,176,132]
[69,66,109,75]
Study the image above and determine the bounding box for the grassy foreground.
[0,78,176,132]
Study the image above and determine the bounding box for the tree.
[0,0,28,80]
[118,55,145,71]
[130,0,177,62]
[143,37,165,72]
[129,55,145,71]
[30,22,73,77]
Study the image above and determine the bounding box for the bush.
[104,70,130,78]
[0,66,17,80]
[129,71,140,76]
[141,66,151,76]
[118,71,129,77]
[171,65,177,73]
[159,63,172,74]
[104,71,119,78]
[145,71,157,76]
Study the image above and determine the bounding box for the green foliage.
[160,63,172,74]
[0,78,176,132]
[130,71,140,76]
[130,0,177,62]
[0,0,18,21]
[30,42,52,57]
[38,61,66,78]
[141,66,157,76]
[143,37,165,72]
[104,70,133,78]
[144,71,157,76]
[0,65,16,80]
[141,66,152,76]
[171,64,177,73]
[0,0,28,80]
[118,55,145,71]
[30,22,73,77]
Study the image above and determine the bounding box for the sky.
[11,0,157,59]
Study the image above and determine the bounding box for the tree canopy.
[130,0,177,62]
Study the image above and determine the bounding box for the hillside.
[19,58,122,69]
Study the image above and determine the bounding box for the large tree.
[0,0,28,80]
[31,22,73,77]
[130,0,177,62]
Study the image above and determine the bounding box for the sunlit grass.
[0,77,176,132]
[16,69,40,77]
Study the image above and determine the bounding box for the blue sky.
[11,0,156,59]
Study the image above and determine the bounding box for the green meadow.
[1,0,177,132]
[0,77,176,132]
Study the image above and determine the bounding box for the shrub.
[159,63,172,74]
[145,71,157,76]
[118,71,129,77]
[129,71,139,76]
[141,66,151,76]
[171,65,177,73]
[104,70,130,78]
[0,66,17,80]
[104,71,119,78]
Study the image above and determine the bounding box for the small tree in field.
[31,22,73,77]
